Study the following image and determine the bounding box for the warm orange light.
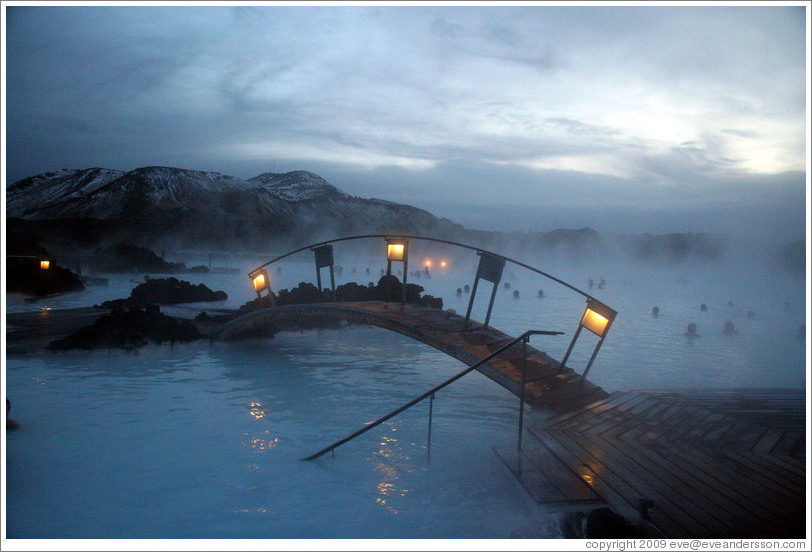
[425,260,432,268]
[252,271,269,294]
[581,308,609,337]
[40,260,50,270]
[387,243,405,261]
[440,260,447,268]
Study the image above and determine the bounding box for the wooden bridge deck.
[215,301,609,413]
[508,389,807,538]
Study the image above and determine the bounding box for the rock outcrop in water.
[5,231,85,297]
[101,277,228,309]
[47,304,201,351]
[236,275,443,315]
[46,277,229,350]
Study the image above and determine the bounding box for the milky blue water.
[4,247,807,540]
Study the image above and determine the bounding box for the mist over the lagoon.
[308,160,807,243]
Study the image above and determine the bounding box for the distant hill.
[7,165,731,264]
[6,166,463,250]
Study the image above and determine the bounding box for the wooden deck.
[215,301,609,413]
[516,389,806,538]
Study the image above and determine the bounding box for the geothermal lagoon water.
[4,249,807,539]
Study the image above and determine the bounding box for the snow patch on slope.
[248,171,349,201]
[6,168,125,217]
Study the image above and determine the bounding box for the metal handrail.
[248,234,594,300]
[302,329,562,461]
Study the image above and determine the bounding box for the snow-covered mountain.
[248,170,348,202]
[6,168,126,218]
[6,166,462,249]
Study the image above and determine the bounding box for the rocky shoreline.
[30,274,444,352]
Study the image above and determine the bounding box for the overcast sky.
[3,3,808,239]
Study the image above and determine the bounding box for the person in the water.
[685,323,700,338]
[6,398,20,431]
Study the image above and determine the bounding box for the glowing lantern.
[387,242,406,262]
[560,298,617,378]
[384,237,409,304]
[250,269,271,297]
[40,260,50,270]
[581,305,611,337]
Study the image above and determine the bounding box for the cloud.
[3,4,807,242]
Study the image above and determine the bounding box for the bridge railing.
[302,329,562,461]
[247,234,617,380]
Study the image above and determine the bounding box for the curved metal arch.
[248,233,594,300]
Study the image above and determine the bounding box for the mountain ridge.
[6,165,741,266]
[6,165,464,250]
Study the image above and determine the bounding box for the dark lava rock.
[237,275,443,316]
[558,507,650,539]
[6,256,84,296]
[101,277,228,309]
[6,226,84,296]
[585,508,640,538]
[48,305,201,351]
[91,242,186,274]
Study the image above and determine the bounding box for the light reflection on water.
[5,252,806,538]
[6,331,548,539]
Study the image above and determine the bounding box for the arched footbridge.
[210,235,805,537]
[215,234,617,415]
[214,300,608,413]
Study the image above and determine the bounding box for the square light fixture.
[251,269,270,297]
[580,299,616,338]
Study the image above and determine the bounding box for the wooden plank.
[717,448,805,493]
[658,405,716,443]
[753,427,786,455]
[536,427,694,537]
[774,430,806,461]
[559,429,732,537]
[519,439,601,502]
[699,414,740,443]
[587,396,666,437]
[655,439,804,515]
[546,388,804,535]
[544,392,645,433]
[618,410,788,528]
[601,428,774,531]
[614,400,677,441]
[531,428,674,534]
[609,428,781,529]
[591,431,749,535]
[632,401,688,441]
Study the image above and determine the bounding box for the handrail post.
[582,336,605,380]
[517,335,528,455]
[464,274,481,323]
[427,392,435,458]
[303,329,562,461]
[559,324,583,373]
[484,279,499,329]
